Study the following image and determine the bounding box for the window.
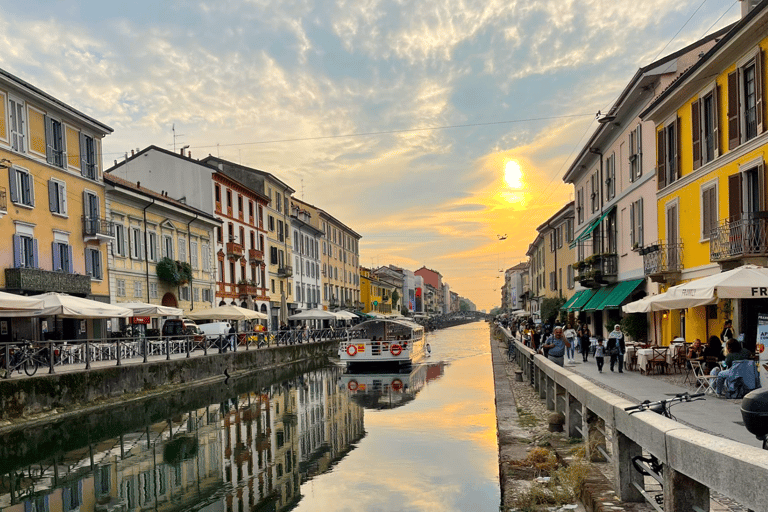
[628,124,642,182]
[134,281,143,298]
[80,133,97,180]
[701,183,717,240]
[193,287,200,302]
[226,190,232,209]
[180,286,190,301]
[576,188,584,224]
[556,226,563,248]
[131,228,143,260]
[201,243,210,271]
[9,167,34,207]
[237,195,243,216]
[163,235,174,259]
[191,240,198,268]
[85,247,103,279]
[728,49,763,149]
[148,232,158,261]
[202,288,212,303]
[149,282,158,299]
[590,173,599,212]
[13,234,37,268]
[277,220,284,242]
[47,178,67,215]
[567,265,574,289]
[249,200,254,220]
[268,216,275,231]
[565,218,574,242]
[178,237,186,262]
[216,225,222,243]
[549,271,556,291]
[8,97,26,152]
[114,224,126,257]
[605,153,615,200]
[692,88,719,170]
[53,242,72,272]
[629,198,644,248]
[656,118,680,189]
[276,192,282,212]
[271,246,278,264]
[45,116,65,168]
[549,231,555,252]
[215,184,221,206]
[117,279,126,297]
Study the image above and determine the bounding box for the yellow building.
[104,175,220,331]
[0,67,113,341]
[320,210,362,311]
[359,266,393,314]
[641,2,768,349]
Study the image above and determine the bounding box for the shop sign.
[131,316,151,324]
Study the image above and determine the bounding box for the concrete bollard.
[548,412,565,432]
[515,370,523,382]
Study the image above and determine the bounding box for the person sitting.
[702,335,724,372]
[714,339,754,396]
[687,339,704,360]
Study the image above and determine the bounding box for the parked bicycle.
[1,341,45,377]
[624,392,705,509]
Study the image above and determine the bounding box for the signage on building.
[131,316,150,324]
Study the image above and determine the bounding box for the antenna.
[172,124,185,153]
[301,178,305,200]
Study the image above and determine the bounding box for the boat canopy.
[350,318,424,339]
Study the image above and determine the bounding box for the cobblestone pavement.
[492,333,751,512]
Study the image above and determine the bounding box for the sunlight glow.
[504,160,524,190]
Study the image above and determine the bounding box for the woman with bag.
[579,323,591,362]
[607,324,626,372]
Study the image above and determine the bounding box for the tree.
[391,289,400,310]
[541,297,567,325]
[620,314,648,342]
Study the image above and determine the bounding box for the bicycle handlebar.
[624,392,705,412]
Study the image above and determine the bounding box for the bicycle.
[624,392,705,509]
[1,341,42,377]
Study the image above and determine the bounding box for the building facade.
[290,198,323,312]
[319,211,361,311]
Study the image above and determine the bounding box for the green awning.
[568,289,597,312]
[598,278,645,310]
[560,291,582,311]
[569,206,615,248]
[582,285,615,311]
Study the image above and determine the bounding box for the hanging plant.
[178,261,193,285]
[157,257,181,284]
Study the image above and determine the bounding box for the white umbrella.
[288,308,338,320]
[335,310,358,320]
[0,291,45,310]
[665,264,768,301]
[186,305,268,321]
[117,302,183,317]
[0,292,133,318]
[622,291,715,313]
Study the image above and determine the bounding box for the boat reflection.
[339,362,445,410]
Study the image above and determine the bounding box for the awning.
[599,279,645,310]
[582,286,614,311]
[568,289,597,312]
[569,207,615,248]
[560,292,582,310]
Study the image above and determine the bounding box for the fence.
[499,327,767,512]
[1,328,349,379]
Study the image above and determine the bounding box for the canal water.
[0,322,500,512]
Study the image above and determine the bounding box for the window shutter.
[44,115,54,164]
[32,238,38,268]
[629,203,635,246]
[702,188,711,239]
[675,118,681,181]
[713,86,720,157]
[139,231,145,261]
[13,234,21,268]
[79,132,87,177]
[85,249,93,276]
[8,168,18,203]
[638,198,644,245]
[95,250,102,279]
[52,242,61,271]
[756,48,764,134]
[48,179,56,212]
[67,245,74,273]
[637,123,642,176]
[692,99,701,170]
[729,173,742,221]
[657,129,666,189]
[728,70,740,149]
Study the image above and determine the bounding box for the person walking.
[564,323,577,364]
[542,326,570,367]
[579,323,591,362]
[607,324,626,373]
[594,337,605,373]
[720,319,735,342]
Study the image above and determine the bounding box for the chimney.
[741,0,760,17]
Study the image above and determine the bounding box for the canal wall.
[493,325,768,512]
[0,341,337,421]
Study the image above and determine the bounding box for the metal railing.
[82,216,115,238]
[710,215,768,261]
[643,239,683,275]
[1,328,348,379]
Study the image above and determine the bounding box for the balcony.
[710,214,768,265]
[248,248,264,265]
[574,253,618,288]
[5,267,92,295]
[278,265,293,277]
[238,282,259,298]
[0,186,6,218]
[226,242,244,260]
[82,216,115,242]
[642,240,683,282]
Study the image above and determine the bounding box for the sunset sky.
[0,0,739,311]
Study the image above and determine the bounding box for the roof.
[104,174,221,224]
[641,3,766,118]
[535,201,575,232]
[200,155,295,195]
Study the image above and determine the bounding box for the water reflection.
[340,362,446,410]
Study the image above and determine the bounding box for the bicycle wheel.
[24,358,38,376]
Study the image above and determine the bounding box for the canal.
[0,322,500,512]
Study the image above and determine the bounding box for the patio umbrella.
[288,309,338,320]
[0,291,45,310]
[117,302,183,317]
[0,292,133,318]
[186,305,268,321]
[665,265,768,302]
[335,310,358,320]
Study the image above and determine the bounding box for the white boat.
[339,364,429,409]
[339,318,426,367]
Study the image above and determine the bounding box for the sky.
[0,0,741,311]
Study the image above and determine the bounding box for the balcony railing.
[5,267,92,295]
[642,240,683,281]
[238,282,259,297]
[278,265,293,278]
[226,242,244,259]
[710,214,768,262]
[574,253,618,288]
[248,248,264,265]
[82,216,115,240]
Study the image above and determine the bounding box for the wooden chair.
[691,360,717,394]
[672,348,687,374]
[647,347,669,374]
[625,349,638,371]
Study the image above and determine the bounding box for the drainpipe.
[187,214,198,310]
[143,198,155,302]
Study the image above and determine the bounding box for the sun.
[504,160,523,190]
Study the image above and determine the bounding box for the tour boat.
[339,318,426,368]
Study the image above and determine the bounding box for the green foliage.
[541,297,566,325]
[391,289,400,309]
[620,313,648,342]
[156,257,193,286]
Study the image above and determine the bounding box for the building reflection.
[0,366,365,512]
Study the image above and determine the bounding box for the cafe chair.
[691,360,717,394]
[648,347,669,374]
[672,349,687,374]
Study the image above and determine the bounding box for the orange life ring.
[391,379,403,391]
[348,380,358,391]
[390,344,402,356]
[346,344,357,356]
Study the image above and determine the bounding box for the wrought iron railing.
[82,216,115,238]
[710,215,768,261]
[642,239,683,275]
[574,253,618,286]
